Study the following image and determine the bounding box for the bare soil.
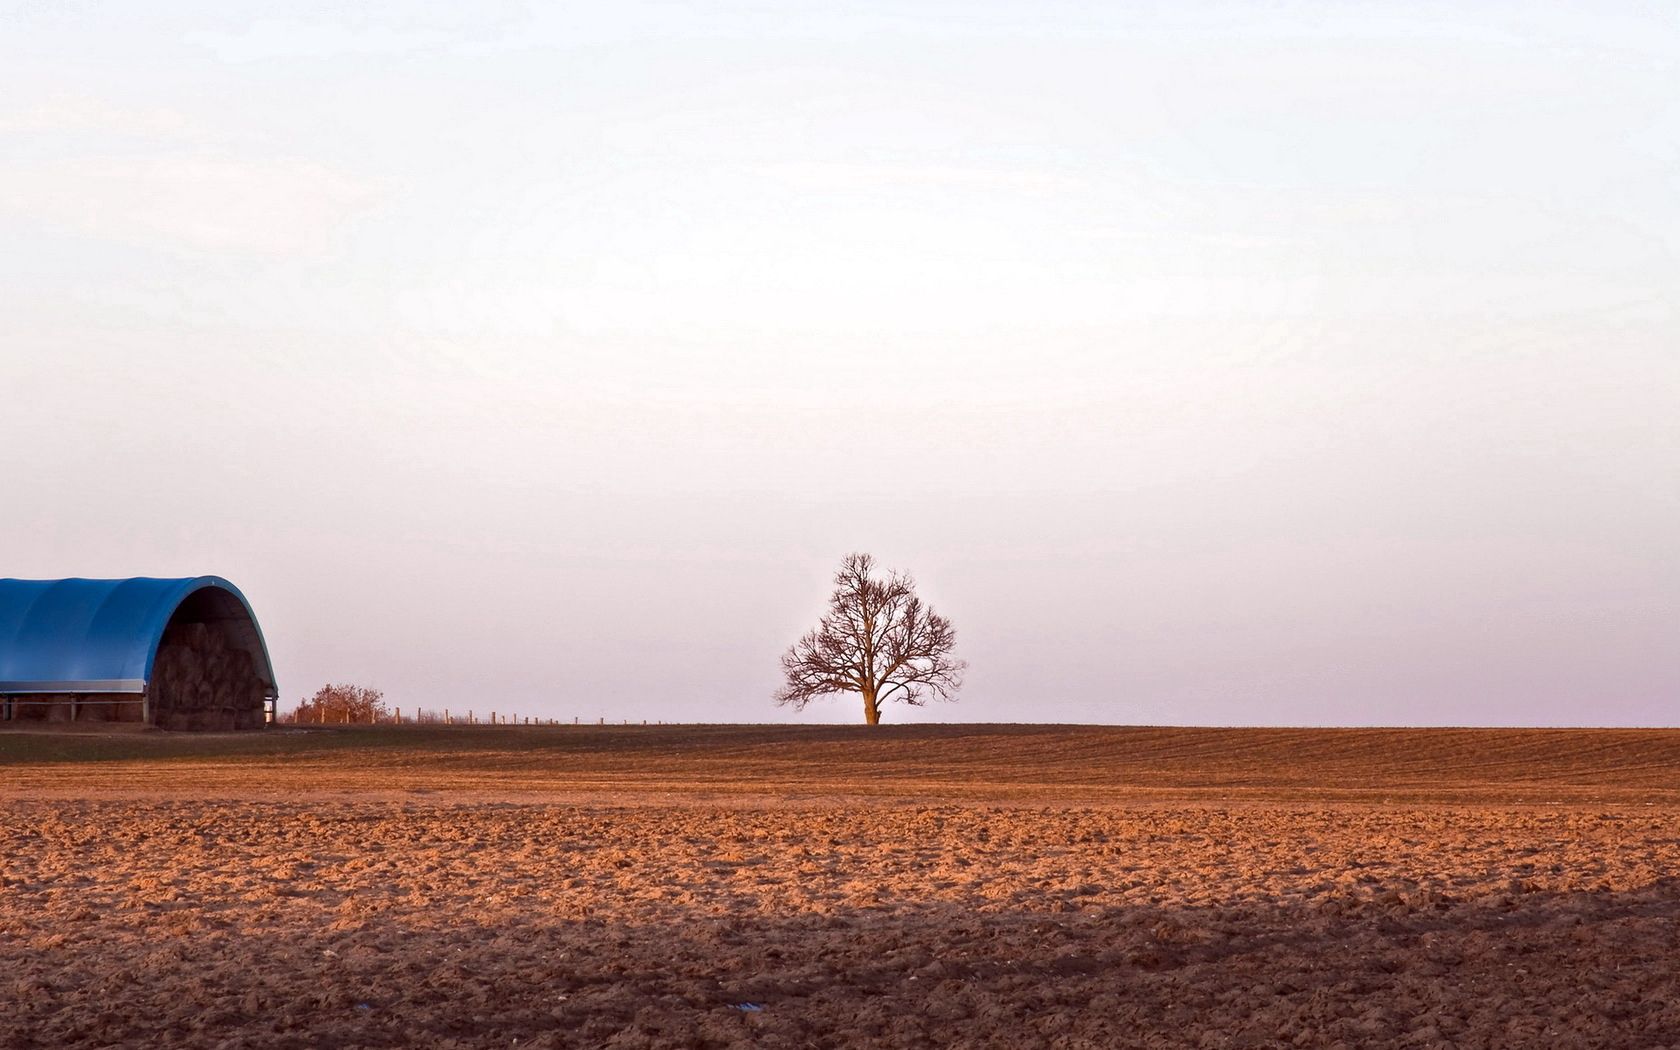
[3,724,1680,1048]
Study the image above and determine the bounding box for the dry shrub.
[287,684,388,725]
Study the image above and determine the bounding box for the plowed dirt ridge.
[3,725,1679,1048]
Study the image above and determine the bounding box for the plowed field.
[3,725,1679,1048]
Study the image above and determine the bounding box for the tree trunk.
[862,686,880,726]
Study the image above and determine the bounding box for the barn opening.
[0,577,279,730]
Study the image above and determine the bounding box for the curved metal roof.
[0,577,277,697]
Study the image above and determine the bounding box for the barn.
[0,577,278,730]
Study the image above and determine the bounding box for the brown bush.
[286,683,388,725]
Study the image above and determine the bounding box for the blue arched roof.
[0,577,277,697]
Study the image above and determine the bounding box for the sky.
[1,1,1675,726]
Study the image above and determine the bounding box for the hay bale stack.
[149,623,266,731]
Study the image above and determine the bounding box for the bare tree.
[776,553,964,725]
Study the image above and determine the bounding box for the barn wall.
[0,689,262,729]
[3,694,145,723]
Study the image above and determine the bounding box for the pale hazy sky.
[2,2,1675,725]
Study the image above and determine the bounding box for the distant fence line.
[275,709,662,727]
